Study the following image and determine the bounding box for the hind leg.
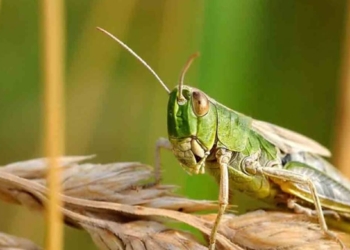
[287,198,340,220]
[244,163,345,249]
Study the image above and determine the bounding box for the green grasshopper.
[97,27,350,249]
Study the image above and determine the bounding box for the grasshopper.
[97,27,349,249]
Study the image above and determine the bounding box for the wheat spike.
[0,157,349,250]
[0,232,42,250]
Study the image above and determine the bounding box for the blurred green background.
[0,1,347,249]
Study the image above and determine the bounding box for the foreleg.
[154,137,172,183]
[208,148,231,250]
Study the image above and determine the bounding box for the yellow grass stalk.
[41,0,65,249]
[335,1,350,177]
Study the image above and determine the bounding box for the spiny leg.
[208,148,231,250]
[154,137,172,184]
[287,199,340,220]
[245,164,345,249]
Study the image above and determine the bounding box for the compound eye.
[192,91,209,116]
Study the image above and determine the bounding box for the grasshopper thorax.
[167,86,218,173]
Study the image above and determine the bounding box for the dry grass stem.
[41,0,66,248]
[335,0,350,177]
[0,156,349,249]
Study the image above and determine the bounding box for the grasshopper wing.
[251,119,331,157]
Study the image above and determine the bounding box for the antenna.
[97,27,170,94]
[177,52,200,104]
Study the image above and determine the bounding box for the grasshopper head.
[96,28,217,173]
[167,85,217,173]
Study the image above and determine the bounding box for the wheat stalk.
[0,156,348,250]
